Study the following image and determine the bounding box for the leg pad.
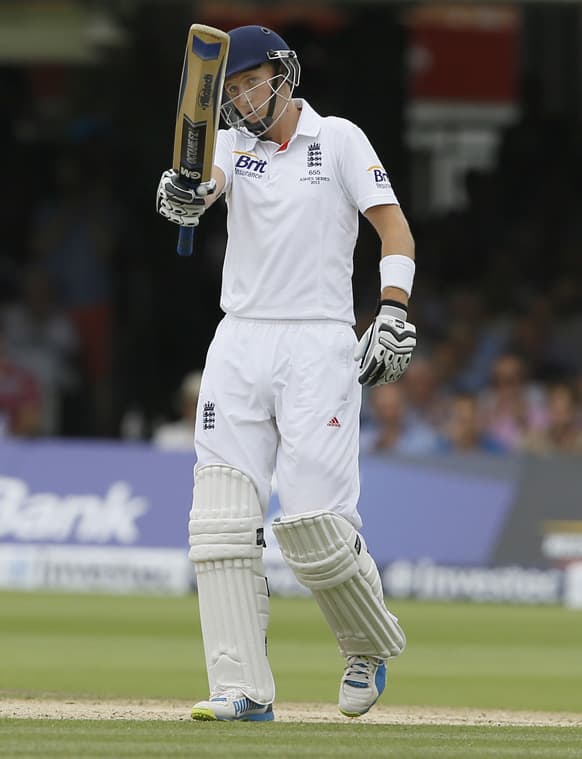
[190,465,274,704]
[273,510,405,658]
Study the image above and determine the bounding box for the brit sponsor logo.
[368,164,390,187]
[234,152,267,178]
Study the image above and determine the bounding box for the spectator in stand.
[521,383,582,455]
[437,392,507,454]
[0,320,42,437]
[362,382,440,456]
[480,353,546,451]
[437,323,477,392]
[446,290,510,394]
[1,267,79,435]
[430,338,465,395]
[508,296,566,382]
[546,277,582,378]
[400,354,450,430]
[31,150,118,435]
[152,371,202,451]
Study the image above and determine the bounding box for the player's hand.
[156,170,216,227]
[354,303,416,386]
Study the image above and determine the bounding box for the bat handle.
[177,226,195,256]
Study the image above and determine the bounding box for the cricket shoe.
[191,689,274,722]
[338,655,387,717]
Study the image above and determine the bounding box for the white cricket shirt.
[214,99,398,324]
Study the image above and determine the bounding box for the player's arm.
[209,165,226,204]
[156,165,226,226]
[355,203,417,387]
[364,203,414,306]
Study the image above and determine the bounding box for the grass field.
[2,721,582,759]
[2,590,582,758]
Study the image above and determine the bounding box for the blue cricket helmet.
[226,25,299,80]
[221,25,301,138]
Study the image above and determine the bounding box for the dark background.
[1,1,581,440]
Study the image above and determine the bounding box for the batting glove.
[156,170,216,227]
[354,302,416,386]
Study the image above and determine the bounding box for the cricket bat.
[172,24,230,256]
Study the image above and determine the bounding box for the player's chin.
[244,107,270,123]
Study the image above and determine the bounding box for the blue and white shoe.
[191,689,274,722]
[338,656,387,717]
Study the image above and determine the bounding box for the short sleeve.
[214,129,236,193]
[336,120,399,213]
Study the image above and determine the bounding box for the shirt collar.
[294,99,322,137]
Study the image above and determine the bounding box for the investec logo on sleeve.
[233,151,267,179]
[368,164,390,188]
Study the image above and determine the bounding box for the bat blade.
[172,24,230,256]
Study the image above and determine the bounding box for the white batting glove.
[156,170,216,227]
[354,303,416,386]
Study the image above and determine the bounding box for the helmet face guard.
[221,27,301,138]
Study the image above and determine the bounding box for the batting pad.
[273,511,406,659]
[189,465,275,705]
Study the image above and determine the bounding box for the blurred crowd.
[1,12,582,456]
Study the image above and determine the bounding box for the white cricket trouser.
[194,315,363,529]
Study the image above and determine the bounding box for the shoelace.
[344,656,377,686]
[210,688,243,701]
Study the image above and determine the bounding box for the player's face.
[224,63,286,123]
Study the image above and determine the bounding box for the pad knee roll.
[273,510,405,659]
[189,465,265,562]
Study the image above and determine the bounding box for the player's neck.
[262,100,301,146]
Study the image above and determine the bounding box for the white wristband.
[379,255,415,297]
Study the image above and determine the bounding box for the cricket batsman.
[156,25,416,721]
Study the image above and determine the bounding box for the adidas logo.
[327,416,341,428]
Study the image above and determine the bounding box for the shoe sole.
[191,707,218,721]
[339,696,379,718]
[191,707,275,722]
[339,708,368,718]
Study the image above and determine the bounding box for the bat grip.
[177,226,195,256]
